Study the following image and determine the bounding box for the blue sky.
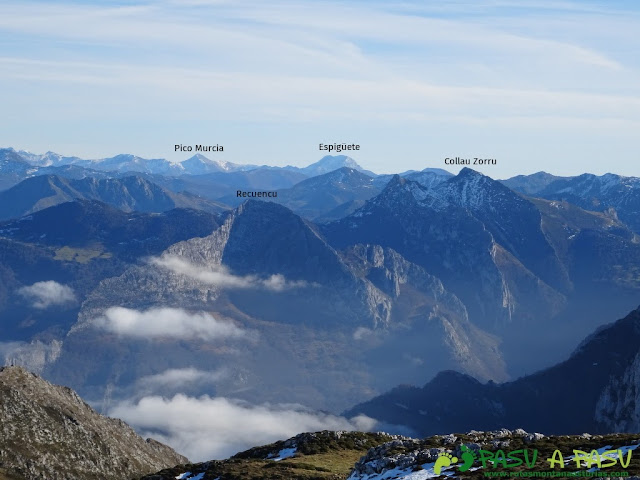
[1,0,639,177]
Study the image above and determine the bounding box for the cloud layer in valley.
[109,394,378,461]
[17,281,76,309]
[93,306,249,341]
[137,367,228,392]
[152,255,308,292]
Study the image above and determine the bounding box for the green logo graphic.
[459,445,477,472]
[434,445,477,474]
[434,452,458,475]
[432,445,634,476]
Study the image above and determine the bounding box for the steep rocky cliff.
[0,366,186,480]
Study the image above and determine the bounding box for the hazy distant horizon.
[6,144,636,180]
[2,1,639,178]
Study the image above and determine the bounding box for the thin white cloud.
[137,367,228,391]
[0,1,625,73]
[0,340,63,373]
[0,1,633,91]
[151,255,308,292]
[93,306,248,341]
[17,281,76,309]
[353,327,375,341]
[1,56,637,124]
[109,394,378,461]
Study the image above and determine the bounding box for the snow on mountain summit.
[179,154,258,174]
[296,155,370,177]
[426,167,533,214]
[181,154,227,174]
[364,168,509,215]
[15,149,82,167]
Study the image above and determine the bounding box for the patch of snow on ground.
[272,447,297,461]
[175,473,204,480]
[348,460,455,479]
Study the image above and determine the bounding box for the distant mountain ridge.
[7,148,370,178]
[283,155,375,177]
[0,200,219,260]
[0,149,34,190]
[501,171,640,233]
[0,174,228,221]
[270,167,380,220]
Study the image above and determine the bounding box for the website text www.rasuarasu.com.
[483,471,630,477]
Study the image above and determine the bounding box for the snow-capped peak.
[428,167,525,212]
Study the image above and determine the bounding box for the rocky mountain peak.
[297,155,369,177]
[386,173,405,186]
[435,167,521,211]
[0,366,187,480]
[180,154,230,174]
[367,175,432,211]
[1,148,31,165]
[457,166,485,178]
[222,200,352,283]
[321,166,369,182]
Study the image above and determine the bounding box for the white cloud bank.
[93,307,248,341]
[109,394,377,461]
[17,281,76,309]
[137,367,228,391]
[151,255,308,292]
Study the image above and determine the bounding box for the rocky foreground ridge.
[0,366,187,480]
[140,429,640,480]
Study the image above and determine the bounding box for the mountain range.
[11,149,255,175]
[0,174,229,221]
[323,169,640,373]
[501,171,640,234]
[2,160,639,412]
[45,199,505,412]
[4,148,373,180]
[4,146,640,473]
